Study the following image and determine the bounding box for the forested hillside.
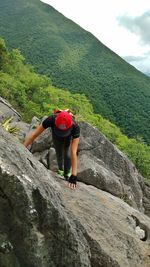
[0,0,150,144]
[0,38,150,182]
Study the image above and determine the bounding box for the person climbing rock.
[23,110,80,189]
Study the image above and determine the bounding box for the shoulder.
[72,121,80,138]
[42,115,55,129]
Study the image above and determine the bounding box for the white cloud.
[41,0,150,74]
[124,54,150,74]
[118,12,150,45]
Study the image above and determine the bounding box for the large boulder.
[0,126,150,267]
[78,122,145,212]
[0,97,21,122]
[0,96,29,142]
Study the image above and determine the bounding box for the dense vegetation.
[0,38,150,182]
[0,0,150,144]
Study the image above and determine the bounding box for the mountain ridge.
[0,0,150,144]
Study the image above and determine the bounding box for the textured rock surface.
[25,120,149,215]
[78,122,144,211]
[0,126,150,267]
[0,97,21,122]
[77,152,124,197]
[0,99,149,214]
[143,183,150,216]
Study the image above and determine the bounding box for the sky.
[41,0,150,75]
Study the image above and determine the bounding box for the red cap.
[54,111,73,136]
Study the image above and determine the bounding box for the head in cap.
[54,111,73,137]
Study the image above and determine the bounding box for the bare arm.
[70,137,79,176]
[23,125,45,148]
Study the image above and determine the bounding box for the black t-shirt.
[42,115,80,139]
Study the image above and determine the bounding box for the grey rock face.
[31,128,53,153]
[0,127,90,267]
[0,126,150,267]
[10,121,30,141]
[77,152,124,198]
[16,117,149,215]
[78,122,146,212]
[0,96,29,142]
[0,97,21,122]
[143,183,150,216]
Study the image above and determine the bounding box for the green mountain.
[0,0,150,144]
[0,38,150,181]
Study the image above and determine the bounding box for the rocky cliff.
[29,118,150,216]
[0,98,150,267]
